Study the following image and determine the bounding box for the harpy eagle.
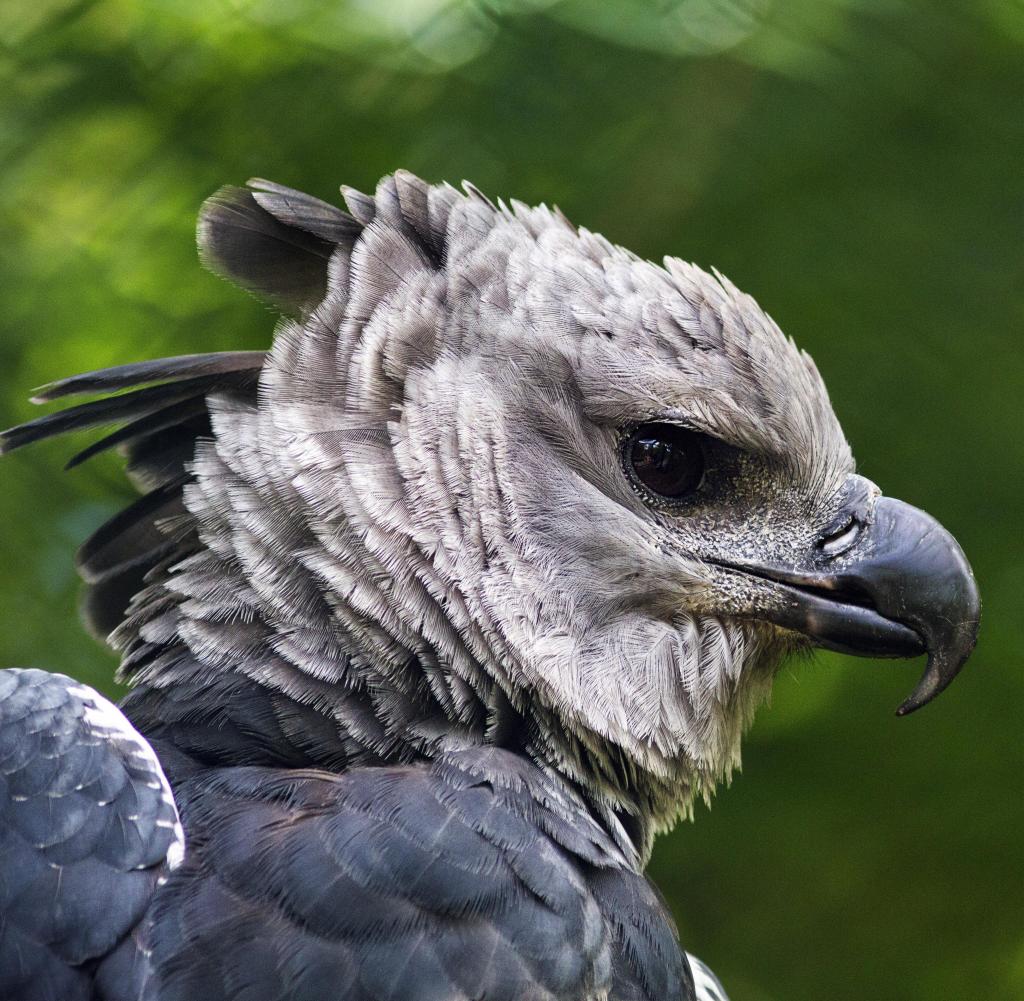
[0,172,980,1001]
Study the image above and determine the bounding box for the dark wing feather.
[0,669,182,1001]
[73,482,188,638]
[588,868,697,1000]
[0,353,264,639]
[30,351,265,403]
[0,376,229,454]
[75,481,187,583]
[62,398,209,471]
[147,748,691,1001]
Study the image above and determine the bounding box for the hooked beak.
[723,494,980,715]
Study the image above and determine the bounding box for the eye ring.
[818,515,862,557]
[622,422,705,504]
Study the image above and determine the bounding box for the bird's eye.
[624,423,705,502]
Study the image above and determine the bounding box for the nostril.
[819,517,861,557]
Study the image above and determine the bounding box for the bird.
[0,171,980,1001]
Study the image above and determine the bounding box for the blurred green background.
[1,2,1021,998]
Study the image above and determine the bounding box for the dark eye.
[624,423,705,501]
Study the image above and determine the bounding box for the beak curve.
[727,496,980,715]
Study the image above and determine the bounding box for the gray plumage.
[0,171,979,1000]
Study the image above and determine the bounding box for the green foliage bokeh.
[1,2,1021,998]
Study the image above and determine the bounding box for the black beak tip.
[895,646,978,717]
[895,667,943,717]
[894,591,981,717]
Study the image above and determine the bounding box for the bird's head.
[240,173,978,834]
[2,171,978,851]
